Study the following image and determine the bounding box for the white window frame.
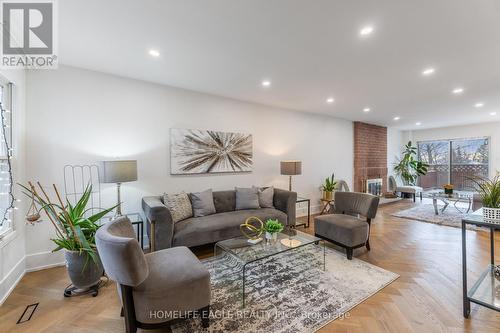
[0,78,13,239]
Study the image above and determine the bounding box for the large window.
[0,80,12,236]
[418,138,489,190]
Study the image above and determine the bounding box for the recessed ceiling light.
[393,116,400,121]
[363,107,371,112]
[474,102,484,108]
[416,122,422,126]
[452,88,464,94]
[490,112,497,116]
[422,67,435,76]
[326,97,335,104]
[359,26,374,36]
[261,80,271,87]
[148,49,160,57]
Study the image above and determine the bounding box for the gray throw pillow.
[190,189,216,217]
[235,187,260,210]
[163,192,193,223]
[257,186,274,208]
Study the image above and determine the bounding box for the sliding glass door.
[417,138,489,190]
[418,140,450,189]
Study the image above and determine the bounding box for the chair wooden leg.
[366,239,371,251]
[120,285,137,333]
[200,305,210,328]
[420,192,423,201]
[413,193,416,202]
[346,248,353,260]
[120,307,124,317]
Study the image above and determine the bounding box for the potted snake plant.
[321,174,337,201]
[20,182,117,290]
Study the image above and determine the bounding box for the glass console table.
[461,210,500,318]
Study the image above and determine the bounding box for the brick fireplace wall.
[353,122,388,193]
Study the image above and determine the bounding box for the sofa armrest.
[141,196,174,250]
[273,188,297,226]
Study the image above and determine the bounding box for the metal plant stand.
[461,211,500,318]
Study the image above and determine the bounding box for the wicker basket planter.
[483,207,500,224]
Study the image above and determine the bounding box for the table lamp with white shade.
[99,160,137,217]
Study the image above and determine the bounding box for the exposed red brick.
[353,122,388,193]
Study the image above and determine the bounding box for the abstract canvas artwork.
[170,128,253,174]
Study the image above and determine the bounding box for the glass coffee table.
[214,229,324,307]
[424,190,474,215]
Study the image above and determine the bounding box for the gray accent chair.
[388,175,423,202]
[334,179,350,192]
[95,216,210,333]
[314,191,379,260]
[142,188,297,251]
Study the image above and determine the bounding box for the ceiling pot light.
[474,102,484,108]
[422,68,435,76]
[490,112,497,116]
[261,80,271,87]
[326,97,335,104]
[363,108,371,112]
[452,88,464,94]
[393,116,400,121]
[148,49,160,57]
[359,26,374,36]
[416,122,422,126]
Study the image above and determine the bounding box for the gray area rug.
[172,246,398,333]
[392,204,480,230]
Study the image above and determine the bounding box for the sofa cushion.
[162,192,193,223]
[314,214,369,247]
[190,189,216,217]
[235,187,260,210]
[213,190,236,213]
[133,246,210,324]
[257,186,274,208]
[173,208,287,247]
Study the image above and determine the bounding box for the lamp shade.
[280,161,302,176]
[99,160,138,183]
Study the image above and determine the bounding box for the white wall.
[0,69,27,304]
[24,65,354,266]
[387,127,404,179]
[407,122,500,177]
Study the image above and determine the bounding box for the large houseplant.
[320,174,337,201]
[20,182,117,290]
[394,141,429,185]
[470,175,500,223]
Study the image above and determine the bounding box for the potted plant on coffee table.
[470,175,500,224]
[20,182,117,295]
[264,219,284,243]
[321,174,337,201]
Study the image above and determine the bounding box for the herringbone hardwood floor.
[1,200,499,332]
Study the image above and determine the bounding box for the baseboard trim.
[0,256,25,305]
[25,251,65,272]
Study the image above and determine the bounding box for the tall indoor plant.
[20,182,117,290]
[394,141,428,185]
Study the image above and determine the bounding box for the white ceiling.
[59,0,500,130]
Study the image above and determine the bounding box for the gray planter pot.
[64,250,104,290]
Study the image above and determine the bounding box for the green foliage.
[321,175,337,192]
[264,219,284,233]
[469,175,500,208]
[394,141,429,185]
[19,183,117,264]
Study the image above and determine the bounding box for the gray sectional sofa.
[142,188,297,250]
